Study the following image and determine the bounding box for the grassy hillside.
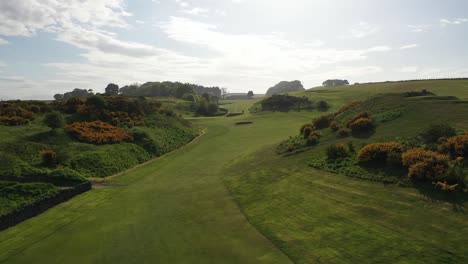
[292,79,468,111]
[0,97,198,216]
[224,79,468,263]
[224,145,468,264]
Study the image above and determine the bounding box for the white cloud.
[135,20,145,24]
[440,18,468,26]
[56,27,158,57]
[341,22,378,39]
[0,38,9,45]
[400,44,419,50]
[397,66,419,73]
[408,24,432,33]
[215,10,227,16]
[181,7,209,16]
[175,0,190,8]
[0,0,130,37]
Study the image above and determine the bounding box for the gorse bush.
[39,150,58,168]
[326,143,349,160]
[337,128,351,137]
[402,148,450,181]
[357,142,404,165]
[312,115,332,129]
[347,111,370,127]
[300,124,315,138]
[438,132,468,158]
[420,123,456,144]
[348,117,373,133]
[65,121,133,144]
[330,121,340,132]
[0,102,36,126]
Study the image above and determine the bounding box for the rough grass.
[0,181,60,216]
[224,146,468,263]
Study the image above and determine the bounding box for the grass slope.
[223,80,468,263]
[224,146,468,263]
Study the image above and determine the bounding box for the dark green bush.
[312,115,332,129]
[326,144,349,160]
[43,111,65,130]
[420,123,456,144]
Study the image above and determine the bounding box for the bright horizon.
[1,0,468,100]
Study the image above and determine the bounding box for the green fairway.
[0,110,313,263]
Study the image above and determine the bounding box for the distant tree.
[105,83,119,96]
[322,79,349,87]
[62,88,94,99]
[247,91,254,98]
[53,94,64,100]
[43,111,65,131]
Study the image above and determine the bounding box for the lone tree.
[53,94,64,100]
[43,111,65,131]
[105,83,119,96]
[247,91,254,98]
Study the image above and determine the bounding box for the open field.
[1,80,467,263]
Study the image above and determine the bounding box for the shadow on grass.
[414,183,468,213]
[351,128,375,139]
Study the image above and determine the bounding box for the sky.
[0,0,468,99]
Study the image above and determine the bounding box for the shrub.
[347,111,370,127]
[420,124,456,144]
[39,150,58,167]
[0,102,35,126]
[330,121,340,132]
[317,100,329,112]
[348,117,373,133]
[65,121,133,144]
[43,111,65,130]
[337,128,351,137]
[312,115,332,129]
[402,148,450,180]
[357,142,404,164]
[438,132,468,158]
[300,124,315,138]
[306,135,319,146]
[326,143,349,160]
[261,94,312,112]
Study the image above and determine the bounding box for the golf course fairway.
[0,104,311,263]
